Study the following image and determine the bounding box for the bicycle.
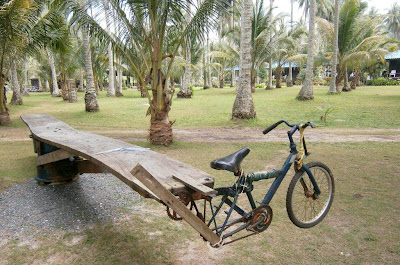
[166,120,335,247]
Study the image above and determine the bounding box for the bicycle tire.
[286,161,334,228]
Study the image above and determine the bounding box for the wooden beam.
[172,175,217,196]
[36,149,75,166]
[76,160,103,174]
[131,164,220,245]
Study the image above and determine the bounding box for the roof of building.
[385,50,400,60]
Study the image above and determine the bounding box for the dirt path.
[2,127,400,143]
[91,127,400,143]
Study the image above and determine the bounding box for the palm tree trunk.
[251,67,256,93]
[115,55,124,97]
[267,58,273,89]
[276,66,282,88]
[117,63,123,96]
[45,80,50,92]
[82,25,99,112]
[203,53,209,89]
[0,78,10,125]
[343,65,350,91]
[287,0,294,87]
[298,0,316,100]
[329,0,339,94]
[287,62,293,87]
[10,58,23,105]
[207,33,212,87]
[219,69,224,88]
[21,56,29,96]
[232,0,256,119]
[104,0,115,97]
[47,48,60,97]
[178,1,192,98]
[149,48,173,145]
[79,68,84,92]
[178,42,192,98]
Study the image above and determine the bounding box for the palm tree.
[208,41,238,88]
[287,0,294,87]
[103,0,115,97]
[47,48,60,96]
[272,23,306,88]
[297,0,333,23]
[328,0,339,93]
[1,0,60,124]
[385,3,400,40]
[335,0,394,91]
[178,0,192,98]
[10,58,23,105]
[267,0,274,90]
[0,0,31,124]
[297,0,316,100]
[86,0,228,145]
[81,22,99,112]
[232,0,256,119]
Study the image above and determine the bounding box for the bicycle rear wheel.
[286,161,334,228]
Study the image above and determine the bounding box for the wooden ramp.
[21,114,220,245]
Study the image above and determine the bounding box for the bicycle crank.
[247,205,273,233]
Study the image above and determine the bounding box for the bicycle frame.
[207,124,321,240]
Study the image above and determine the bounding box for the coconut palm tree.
[103,0,115,97]
[47,48,60,96]
[82,0,228,144]
[10,58,23,105]
[328,0,339,93]
[297,0,316,100]
[208,41,238,88]
[287,0,294,87]
[81,22,99,111]
[272,23,306,88]
[178,0,192,98]
[0,0,65,124]
[385,3,400,40]
[224,0,280,92]
[335,0,394,91]
[0,0,32,124]
[297,0,333,23]
[232,0,256,119]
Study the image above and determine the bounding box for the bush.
[368,77,400,86]
[255,83,265,89]
[122,86,128,90]
[189,84,195,96]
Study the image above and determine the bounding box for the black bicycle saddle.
[210,147,250,173]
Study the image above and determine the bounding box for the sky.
[274,0,398,21]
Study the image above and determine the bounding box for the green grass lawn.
[4,85,400,131]
[1,141,399,264]
[1,85,400,264]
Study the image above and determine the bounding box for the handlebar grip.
[262,120,283,134]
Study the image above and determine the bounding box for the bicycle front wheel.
[286,162,334,228]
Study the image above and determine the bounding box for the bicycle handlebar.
[262,120,315,135]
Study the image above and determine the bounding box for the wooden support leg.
[32,137,79,184]
[131,164,220,245]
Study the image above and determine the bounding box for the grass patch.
[1,141,399,264]
[1,86,400,263]
[0,141,36,192]
[4,85,400,131]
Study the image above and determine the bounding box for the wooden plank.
[21,114,215,199]
[76,160,104,174]
[131,164,220,245]
[36,149,76,166]
[172,175,217,196]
